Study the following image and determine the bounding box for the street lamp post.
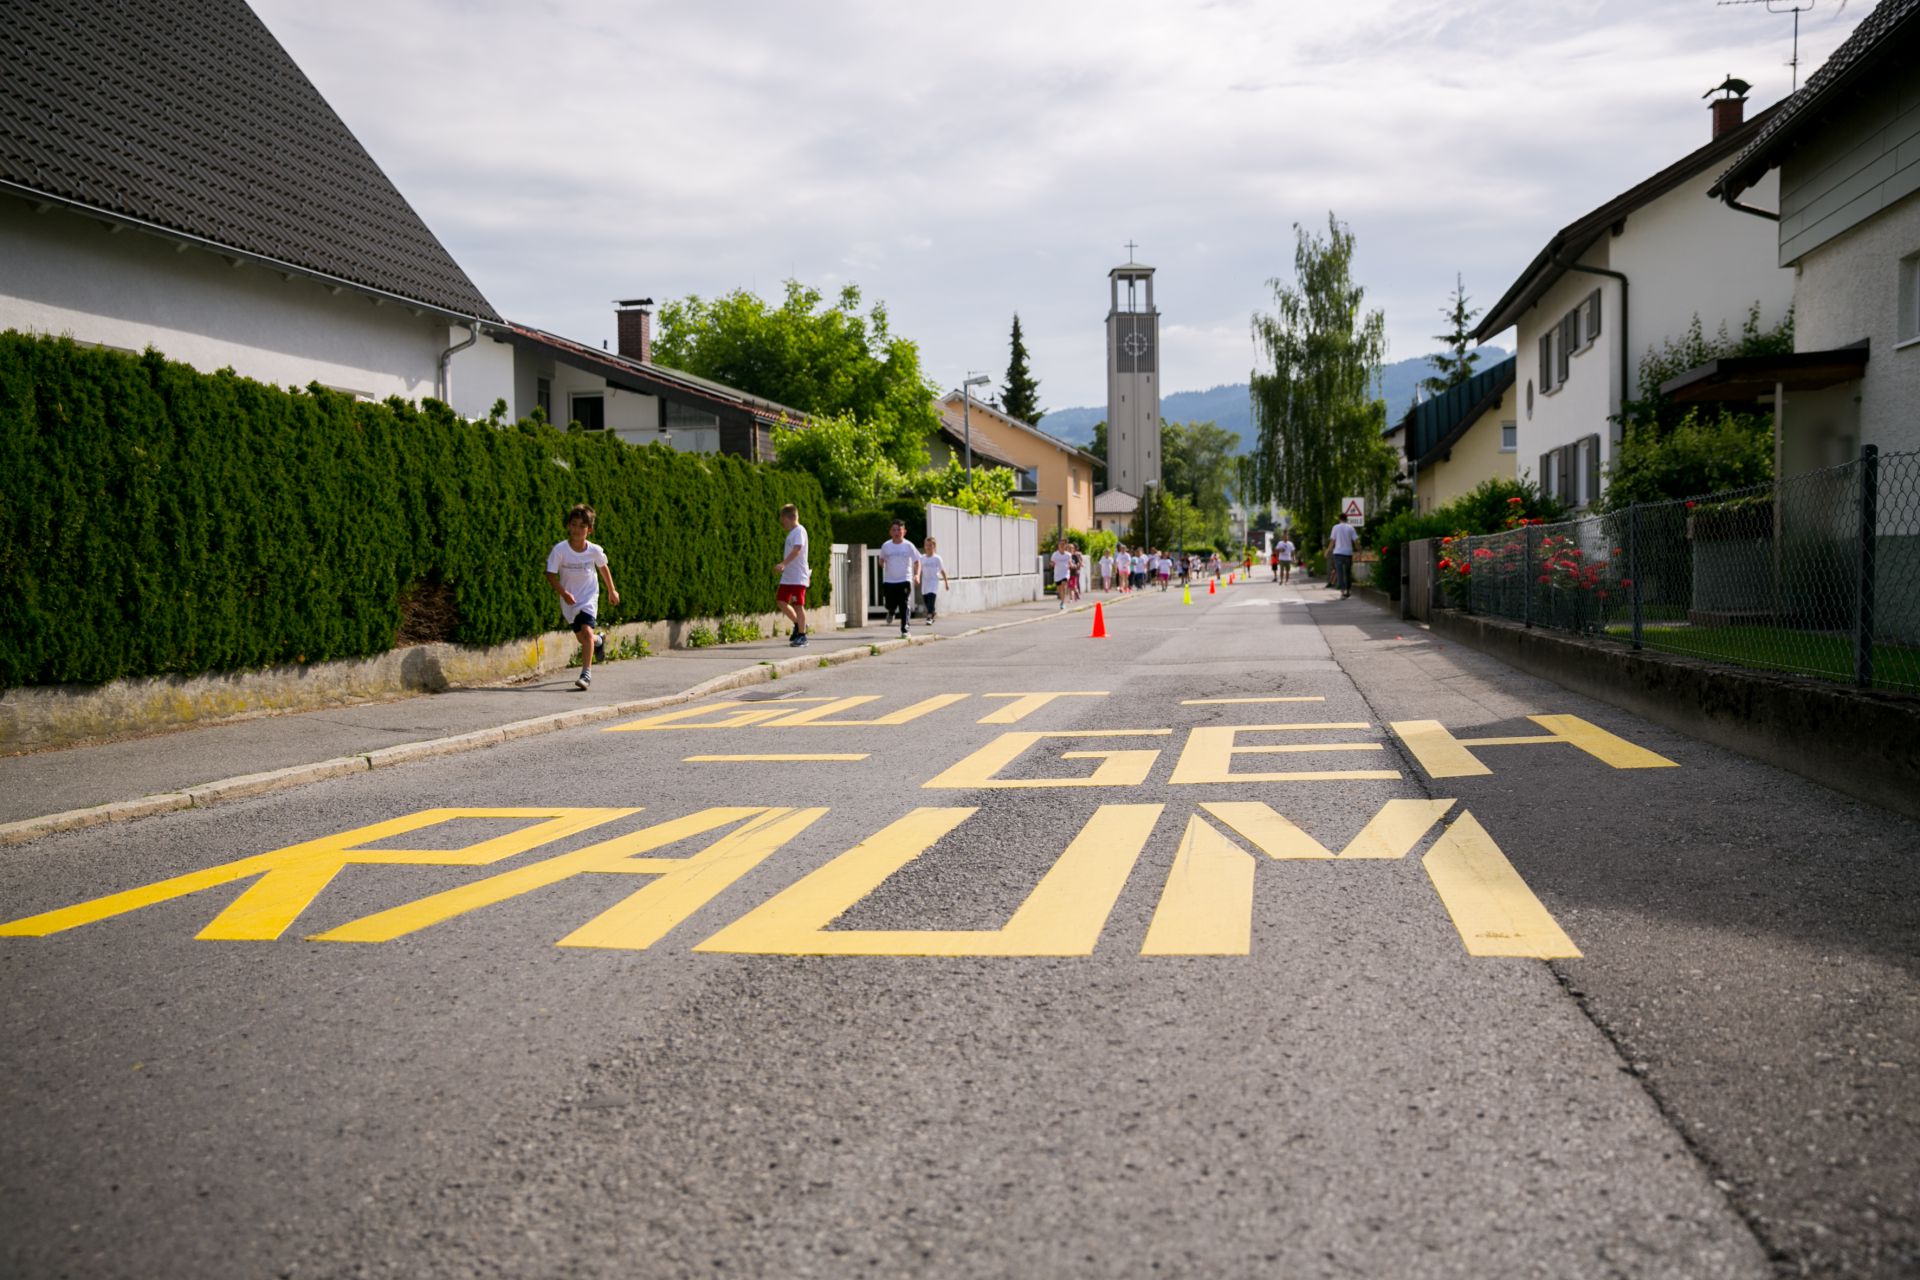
[961,374,991,478]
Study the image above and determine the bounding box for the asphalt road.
[2,580,1914,1279]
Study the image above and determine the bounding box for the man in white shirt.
[774,503,811,647]
[1327,518,1357,598]
[1049,540,1075,610]
[876,520,922,637]
[1277,537,1296,584]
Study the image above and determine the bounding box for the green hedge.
[0,333,831,688]
[834,499,927,547]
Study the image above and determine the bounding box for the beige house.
[1399,356,1519,512]
[935,393,1100,532]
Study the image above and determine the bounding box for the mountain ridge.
[1033,347,1509,451]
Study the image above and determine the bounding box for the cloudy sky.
[253,0,1861,412]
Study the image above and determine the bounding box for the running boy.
[918,536,951,625]
[546,503,620,691]
[1050,539,1075,609]
[774,502,811,647]
[877,520,921,637]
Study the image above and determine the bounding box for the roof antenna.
[1717,0,1820,92]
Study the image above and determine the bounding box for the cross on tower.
[1124,239,1139,263]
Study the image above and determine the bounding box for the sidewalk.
[0,591,1120,840]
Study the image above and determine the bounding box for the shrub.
[1375,476,1563,596]
[0,333,831,688]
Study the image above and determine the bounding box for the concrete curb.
[0,595,1127,849]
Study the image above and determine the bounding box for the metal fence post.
[1522,525,1534,627]
[1855,444,1878,688]
[1629,503,1642,650]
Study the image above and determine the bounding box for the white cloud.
[251,0,1866,408]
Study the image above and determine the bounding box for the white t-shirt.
[547,539,607,623]
[1115,552,1131,574]
[878,537,921,584]
[1329,523,1357,555]
[780,525,811,586]
[1050,550,1074,583]
[1098,555,1113,577]
[1278,540,1295,562]
[919,553,946,591]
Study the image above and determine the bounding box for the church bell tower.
[1105,257,1160,496]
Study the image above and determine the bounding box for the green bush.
[834,500,926,546]
[1374,476,1564,596]
[0,333,831,688]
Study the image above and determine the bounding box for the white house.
[0,0,504,407]
[1666,0,1920,476]
[1475,93,1796,509]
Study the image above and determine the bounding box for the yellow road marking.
[1390,715,1680,778]
[1141,816,1256,955]
[685,754,870,762]
[0,809,635,941]
[1180,696,1326,705]
[922,730,1171,789]
[1200,799,1455,859]
[694,805,1164,956]
[977,692,1109,724]
[760,694,969,727]
[1422,812,1581,958]
[1168,724,1400,785]
[606,700,836,732]
[313,808,774,943]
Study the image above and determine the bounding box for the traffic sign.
[1341,497,1365,527]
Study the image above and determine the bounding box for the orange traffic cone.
[1229,573,1236,585]
[1208,579,1216,595]
[1091,603,1107,638]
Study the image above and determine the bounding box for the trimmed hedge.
[833,500,928,547]
[0,333,831,688]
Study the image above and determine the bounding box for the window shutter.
[1557,313,1575,381]
[1539,452,1553,494]
[1584,435,1602,506]
[1585,290,1602,341]
[1557,445,1573,505]
[1538,334,1553,389]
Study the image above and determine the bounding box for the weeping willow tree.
[1249,214,1394,555]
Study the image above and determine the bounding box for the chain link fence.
[1445,446,1920,694]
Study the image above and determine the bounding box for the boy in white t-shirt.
[1049,540,1075,610]
[1276,537,1296,584]
[774,503,811,646]
[917,536,952,625]
[546,503,620,691]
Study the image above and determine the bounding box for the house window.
[536,377,552,421]
[1899,252,1920,345]
[1072,469,1083,496]
[1557,311,1577,383]
[569,392,606,431]
[1501,420,1517,452]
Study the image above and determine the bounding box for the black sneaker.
[790,632,808,647]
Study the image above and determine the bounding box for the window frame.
[569,391,607,432]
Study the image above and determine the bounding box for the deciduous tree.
[1249,213,1393,554]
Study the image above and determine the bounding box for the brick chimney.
[615,298,653,362]
[1710,95,1746,140]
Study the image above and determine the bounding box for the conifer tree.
[1000,313,1044,425]
[1421,274,1482,395]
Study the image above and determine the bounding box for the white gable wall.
[0,196,461,401]
[1514,167,1793,508]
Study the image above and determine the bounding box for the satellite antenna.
[1717,0,1821,92]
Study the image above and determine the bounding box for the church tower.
[1105,259,1160,495]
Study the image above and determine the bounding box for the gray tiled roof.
[1714,0,1920,200]
[0,0,500,321]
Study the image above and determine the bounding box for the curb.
[0,594,1129,849]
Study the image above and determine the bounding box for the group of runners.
[545,502,1352,693]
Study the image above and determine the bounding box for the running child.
[1050,539,1075,609]
[546,503,620,691]
[918,536,951,625]
[774,502,811,646]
